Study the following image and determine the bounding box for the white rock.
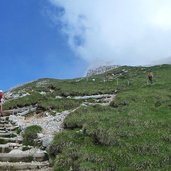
[55,96,63,99]
[40,91,46,95]
[37,133,44,139]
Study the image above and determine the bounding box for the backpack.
[0,92,3,99]
[148,72,153,78]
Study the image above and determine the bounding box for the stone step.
[0,126,18,130]
[0,161,51,170]
[0,148,48,162]
[0,111,12,116]
[0,137,22,144]
[0,132,17,138]
[0,120,10,124]
[0,118,16,122]
[0,115,9,119]
[0,143,21,153]
[0,127,7,131]
[5,126,19,132]
[0,130,9,133]
[0,124,13,128]
[0,111,50,169]
[0,125,19,132]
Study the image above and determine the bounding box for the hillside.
[3,64,171,170]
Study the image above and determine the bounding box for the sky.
[1,0,171,90]
[0,0,87,91]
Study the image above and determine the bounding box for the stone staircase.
[0,114,51,171]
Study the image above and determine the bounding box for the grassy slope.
[4,70,119,111]
[4,66,130,111]
[48,64,171,170]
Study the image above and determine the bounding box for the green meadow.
[5,64,171,170]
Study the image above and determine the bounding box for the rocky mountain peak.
[86,65,119,77]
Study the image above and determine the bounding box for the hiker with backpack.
[0,90,4,116]
[147,71,154,84]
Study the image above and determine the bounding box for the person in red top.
[0,90,4,116]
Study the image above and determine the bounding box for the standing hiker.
[147,71,154,84]
[0,90,4,116]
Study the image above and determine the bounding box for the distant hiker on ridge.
[147,71,154,84]
[0,90,4,116]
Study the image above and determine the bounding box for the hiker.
[0,90,4,116]
[147,71,154,84]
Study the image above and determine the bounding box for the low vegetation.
[48,64,171,170]
[23,125,42,146]
[4,93,82,113]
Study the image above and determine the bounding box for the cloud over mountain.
[48,0,171,67]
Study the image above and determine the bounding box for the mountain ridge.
[86,65,120,77]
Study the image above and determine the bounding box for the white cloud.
[48,0,171,67]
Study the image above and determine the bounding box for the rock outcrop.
[86,65,119,77]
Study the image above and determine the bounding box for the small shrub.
[23,125,42,146]
[16,127,22,134]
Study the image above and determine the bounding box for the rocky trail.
[0,114,51,171]
[1,93,115,170]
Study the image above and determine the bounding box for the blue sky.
[1,0,171,90]
[0,0,88,91]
